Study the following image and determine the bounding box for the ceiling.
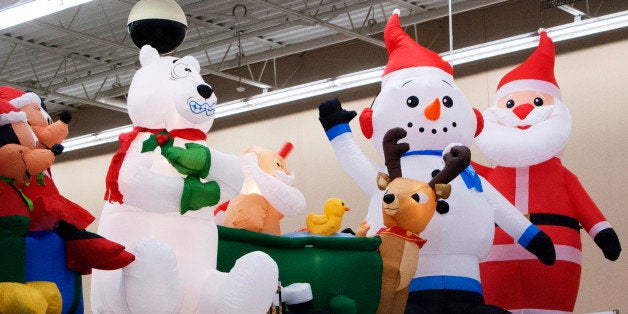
[0,0,625,123]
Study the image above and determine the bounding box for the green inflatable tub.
[217,226,383,313]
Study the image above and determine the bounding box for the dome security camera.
[127,0,187,54]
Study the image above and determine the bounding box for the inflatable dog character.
[374,127,469,314]
[0,86,134,313]
[318,9,554,313]
[91,45,278,314]
[0,99,62,313]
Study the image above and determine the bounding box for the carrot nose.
[424,98,441,121]
[513,103,534,120]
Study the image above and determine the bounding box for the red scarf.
[104,126,207,204]
[377,225,427,248]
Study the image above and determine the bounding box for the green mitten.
[181,176,220,215]
[163,143,211,177]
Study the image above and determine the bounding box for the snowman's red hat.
[0,86,41,109]
[495,29,561,102]
[383,9,453,77]
[0,98,27,126]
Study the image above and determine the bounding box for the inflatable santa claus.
[476,30,621,313]
[318,9,555,313]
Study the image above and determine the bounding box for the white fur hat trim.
[495,79,562,104]
[0,110,27,126]
[9,92,41,109]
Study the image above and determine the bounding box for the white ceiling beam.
[248,0,386,47]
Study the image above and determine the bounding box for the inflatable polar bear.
[90,45,278,314]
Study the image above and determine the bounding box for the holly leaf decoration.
[141,135,159,153]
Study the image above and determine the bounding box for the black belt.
[529,213,581,231]
[496,213,581,231]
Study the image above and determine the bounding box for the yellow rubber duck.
[306,198,350,236]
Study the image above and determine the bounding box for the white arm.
[206,147,245,201]
[483,179,531,243]
[118,139,183,213]
[330,132,382,195]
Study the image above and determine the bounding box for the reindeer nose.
[197,84,214,99]
[513,103,534,120]
[383,194,395,204]
[424,98,440,121]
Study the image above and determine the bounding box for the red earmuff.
[359,108,374,139]
[473,107,484,137]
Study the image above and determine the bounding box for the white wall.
[52,36,627,313]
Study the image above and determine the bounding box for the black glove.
[59,110,72,124]
[594,228,621,261]
[525,230,556,265]
[50,143,64,156]
[318,97,357,131]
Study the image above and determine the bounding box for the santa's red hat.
[383,9,453,77]
[0,86,41,109]
[0,98,27,126]
[495,29,561,102]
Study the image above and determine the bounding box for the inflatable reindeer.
[374,128,470,314]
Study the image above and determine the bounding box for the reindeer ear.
[377,172,390,190]
[434,183,451,199]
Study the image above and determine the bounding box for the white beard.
[475,100,572,167]
[273,169,295,186]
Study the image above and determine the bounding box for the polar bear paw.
[201,251,278,314]
[124,238,179,314]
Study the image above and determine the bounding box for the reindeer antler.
[382,128,409,180]
[428,145,471,189]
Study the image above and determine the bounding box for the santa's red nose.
[513,103,534,120]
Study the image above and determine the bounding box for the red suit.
[23,170,94,231]
[477,157,614,312]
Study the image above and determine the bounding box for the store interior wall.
[49,8,627,314]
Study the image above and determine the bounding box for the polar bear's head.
[127,45,218,133]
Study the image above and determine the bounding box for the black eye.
[185,68,191,72]
[506,99,515,108]
[172,59,178,63]
[406,96,419,108]
[276,162,281,167]
[533,97,544,106]
[411,193,421,203]
[442,96,453,108]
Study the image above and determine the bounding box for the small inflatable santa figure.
[476,29,621,313]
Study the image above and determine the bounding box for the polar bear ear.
[139,45,160,67]
[181,55,200,72]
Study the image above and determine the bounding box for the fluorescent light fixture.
[62,10,628,152]
[0,0,95,30]
[63,125,133,152]
[246,79,336,107]
[446,10,628,65]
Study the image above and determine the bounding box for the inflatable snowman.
[318,10,555,312]
[91,45,278,314]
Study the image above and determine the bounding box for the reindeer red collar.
[375,127,470,314]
